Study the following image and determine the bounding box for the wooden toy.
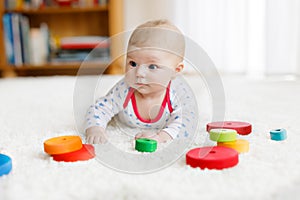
[207,121,252,135]
[52,144,95,162]
[270,129,287,141]
[218,139,249,153]
[44,135,82,155]
[186,146,239,170]
[135,138,157,152]
[0,154,12,176]
[209,129,237,142]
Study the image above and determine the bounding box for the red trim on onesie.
[123,82,173,123]
[123,87,135,109]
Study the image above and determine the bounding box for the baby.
[85,19,196,144]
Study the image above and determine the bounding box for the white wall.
[123,0,300,76]
[266,0,300,75]
[124,0,176,30]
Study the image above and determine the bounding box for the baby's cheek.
[125,71,136,86]
[150,73,172,86]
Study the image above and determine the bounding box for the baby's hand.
[86,126,107,144]
[135,131,172,143]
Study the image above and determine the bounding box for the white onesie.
[85,77,197,139]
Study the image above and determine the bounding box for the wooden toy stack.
[43,136,95,162]
[186,121,251,170]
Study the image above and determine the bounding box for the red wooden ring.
[186,146,239,170]
[206,121,252,135]
[52,144,95,162]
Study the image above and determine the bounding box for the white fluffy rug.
[0,75,300,200]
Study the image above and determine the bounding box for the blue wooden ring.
[0,154,12,176]
[270,129,287,141]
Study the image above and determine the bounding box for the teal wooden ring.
[0,154,12,176]
[209,129,237,142]
[135,138,157,152]
[270,129,287,141]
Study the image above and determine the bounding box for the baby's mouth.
[135,83,147,86]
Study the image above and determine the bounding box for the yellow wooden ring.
[44,136,82,155]
[217,139,249,153]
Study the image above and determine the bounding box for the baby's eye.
[129,61,137,67]
[148,64,158,70]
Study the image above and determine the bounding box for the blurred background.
[1,0,299,78]
[124,0,300,78]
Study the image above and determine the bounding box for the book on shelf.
[52,36,110,63]
[4,0,25,10]
[2,13,110,67]
[2,13,15,65]
[60,36,109,49]
[19,15,31,64]
[2,13,29,66]
[2,13,50,66]
[52,47,110,62]
[11,14,22,66]
[4,0,109,10]
[30,24,49,65]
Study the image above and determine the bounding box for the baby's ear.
[175,62,184,73]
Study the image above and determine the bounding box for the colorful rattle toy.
[135,138,157,152]
[0,154,12,176]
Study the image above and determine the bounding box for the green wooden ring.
[135,138,157,152]
[209,129,237,142]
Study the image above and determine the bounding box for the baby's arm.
[85,79,127,144]
[85,97,114,144]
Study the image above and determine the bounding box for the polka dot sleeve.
[84,79,129,132]
[162,77,198,139]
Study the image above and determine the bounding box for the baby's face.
[125,48,181,95]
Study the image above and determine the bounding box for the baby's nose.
[136,65,147,77]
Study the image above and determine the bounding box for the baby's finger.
[90,136,97,144]
[94,136,102,144]
[86,136,93,144]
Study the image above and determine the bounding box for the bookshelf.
[0,0,124,77]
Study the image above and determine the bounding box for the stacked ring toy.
[186,120,252,170]
[44,135,95,162]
